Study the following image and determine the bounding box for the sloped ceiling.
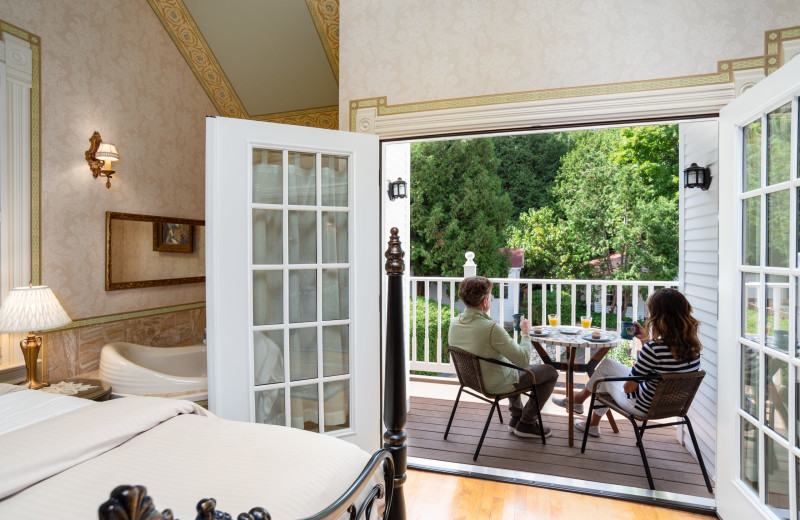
[148,0,339,128]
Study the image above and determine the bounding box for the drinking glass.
[548,314,559,328]
[581,315,592,329]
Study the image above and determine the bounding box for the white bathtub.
[99,342,207,397]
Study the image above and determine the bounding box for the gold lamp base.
[21,333,48,390]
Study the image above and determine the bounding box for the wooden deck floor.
[407,396,714,499]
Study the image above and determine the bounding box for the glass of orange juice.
[581,315,592,329]
[548,314,559,328]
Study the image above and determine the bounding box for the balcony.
[403,272,714,504]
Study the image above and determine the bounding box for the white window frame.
[0,31,33,369]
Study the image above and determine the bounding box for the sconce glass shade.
[388,178,408,201]
[95,143,120,162]
[0,286,71,333]
[684,163,712,191]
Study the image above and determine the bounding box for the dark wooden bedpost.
[383,227,407,520]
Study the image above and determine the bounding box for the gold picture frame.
[153,222,193,253]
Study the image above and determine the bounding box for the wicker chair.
[580,370,713,492]
[444,346,546,461]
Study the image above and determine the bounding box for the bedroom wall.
[339,0,800,129]
[0,0,216,318]
[0,0,216,376]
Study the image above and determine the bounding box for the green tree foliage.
[505,207,591,279]
[410,139,513,277]
[553,128,679,281]
[613,125,679,200]
[493,133,568,215]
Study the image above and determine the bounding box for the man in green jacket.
[449,276,558,438]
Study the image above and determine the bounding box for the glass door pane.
[250,148,352,435]
[735,97,799,518]
[744,119,762,192]
[767,103,792,186]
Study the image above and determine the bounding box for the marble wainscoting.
[43,308,206,381]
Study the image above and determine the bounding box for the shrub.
[409,296,458,367]
[606,341,636,367]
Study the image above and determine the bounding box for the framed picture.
[153,222,193,253]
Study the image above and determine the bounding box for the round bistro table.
[529,327,623,447]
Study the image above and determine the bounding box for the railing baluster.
[632,284,639,325]
[411,281,418,363]
[616,282,623,334]
[556,283,562,322]
[513,279,520,342]
[527,282,533,326]
[436,281,442,365]
[571,283,577,326]
[541,284,547,325]
[601,284,607,331]
[424,281,430,363]
[586,283,591,317]
[499,281,505,331]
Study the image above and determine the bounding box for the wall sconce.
[388,178,408,201]
[684,163,712,191]
[85,131,120,188]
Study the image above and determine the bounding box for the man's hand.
[520,317,531,335]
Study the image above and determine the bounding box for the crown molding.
[252,106,338,129]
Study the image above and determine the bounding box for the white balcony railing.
[408,259,678,374]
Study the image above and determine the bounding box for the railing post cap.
[464,252,476,265]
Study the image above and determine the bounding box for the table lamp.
[0,285,71,389]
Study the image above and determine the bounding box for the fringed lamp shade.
[0,286,71,333]
[95,143,120,162]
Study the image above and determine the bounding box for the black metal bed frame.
[98,229,410,520]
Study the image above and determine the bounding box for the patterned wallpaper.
[0,0,217,320]
[340,0,800,129]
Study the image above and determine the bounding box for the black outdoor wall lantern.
[684,163,712,191]
[388,177,408,200]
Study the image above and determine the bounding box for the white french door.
[205,117,381,452]
[719,56,800,520]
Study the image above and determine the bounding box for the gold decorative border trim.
[305,0,339,84]
[0,20,41,284]
[148,0,247,118]
[253,106,338,129]
[718,56,765,73]
[349,24,800,132]
[350,71,731,132]
[52,302,206,332]
[766,25,800,75]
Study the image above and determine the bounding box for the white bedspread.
[0,392,376,519]
[0,383,94,435]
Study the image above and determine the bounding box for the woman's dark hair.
[645,288,702,362]
[458,276,493,307]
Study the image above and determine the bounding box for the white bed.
[0,384,392,519]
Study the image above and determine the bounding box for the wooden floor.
[405,469,716,520]
[407,396,714,498]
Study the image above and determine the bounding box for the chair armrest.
[590,374,662,393]
[477,356,536,384]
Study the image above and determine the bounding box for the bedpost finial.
[385,228,405,276]
[98,485,174,520]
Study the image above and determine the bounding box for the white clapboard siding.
[678,120,719,479]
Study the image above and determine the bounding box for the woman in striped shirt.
[553,288,702,437]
